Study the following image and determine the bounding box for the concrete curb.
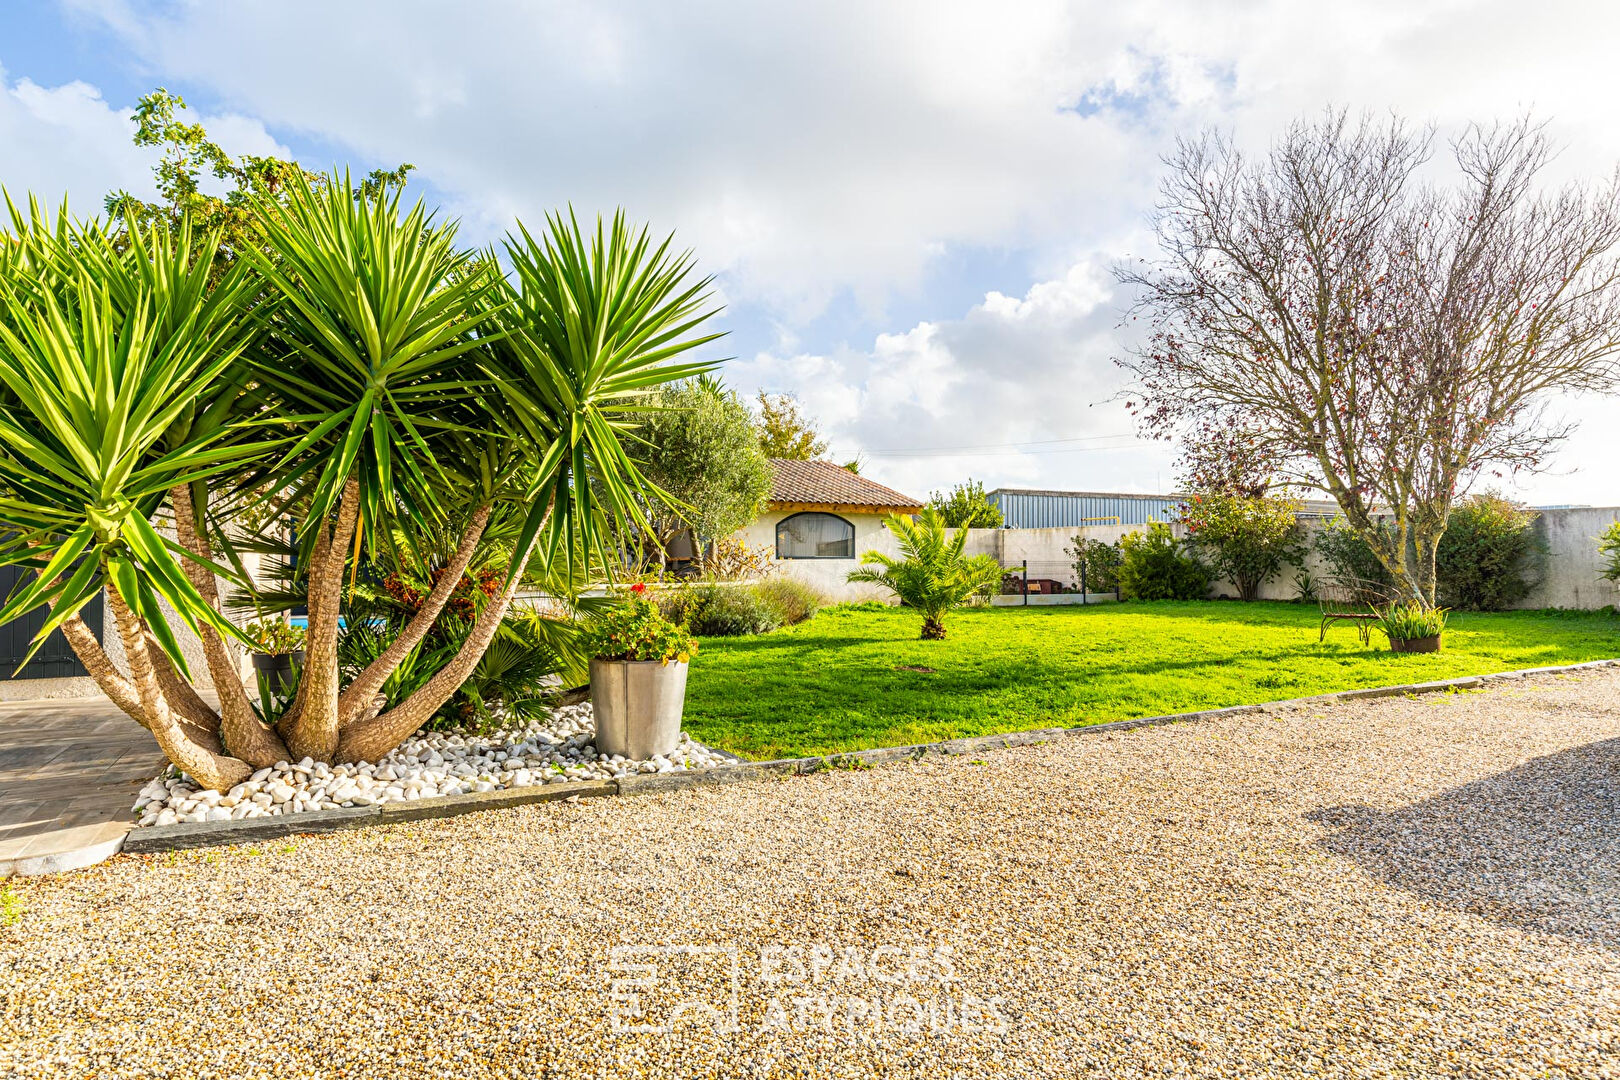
[0,823,132,878]
[87,654,1620,860]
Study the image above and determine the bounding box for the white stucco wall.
[737,506,1620,611]
[1519,507,1620,610]
[736,509,911,603]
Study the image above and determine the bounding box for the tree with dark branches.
[1119,110,1620,607]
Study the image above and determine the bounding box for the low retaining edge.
[113,656,1620,858]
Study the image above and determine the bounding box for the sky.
[3,0,1619,506]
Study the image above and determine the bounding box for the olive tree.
[634,379,772,563]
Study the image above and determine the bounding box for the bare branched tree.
[1120,110,1620,606]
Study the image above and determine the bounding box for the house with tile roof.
[732,459,923,600]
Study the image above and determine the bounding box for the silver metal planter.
[589,657,689,760]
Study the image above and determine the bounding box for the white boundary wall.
[750,507,1620,610]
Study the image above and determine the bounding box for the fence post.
[1081,560,1087,605]
[1022,560,1028,606]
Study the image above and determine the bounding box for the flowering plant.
[382,566,502,620]
[583,585,698,664]
[244,618,306,655]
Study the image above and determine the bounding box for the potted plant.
[1377,601,1448,653]
[245,618,307,695]
[583,583,699,759]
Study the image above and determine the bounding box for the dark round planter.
[252,649,305,695]
[1388,634,1442,654]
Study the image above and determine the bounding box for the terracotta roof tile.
[767,459,923,510]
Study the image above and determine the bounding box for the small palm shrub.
[846,508,1002,640]
[1601,521,1620,586]
[1291,569,1319,603]
[752,578,823,626]
[337,608,584,734]
[1117,523,1210,601]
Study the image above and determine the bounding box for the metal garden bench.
[1317,576,1392,644]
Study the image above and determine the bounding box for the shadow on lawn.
[1308,737,1620,952]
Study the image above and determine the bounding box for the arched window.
[775,512,856,559]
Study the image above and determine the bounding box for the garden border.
[106,655,1620,857]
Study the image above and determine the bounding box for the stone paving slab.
[0,697,161,877]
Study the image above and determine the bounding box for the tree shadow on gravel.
[1308,737,1620,951]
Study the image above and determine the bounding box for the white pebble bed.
[132,703,732,828]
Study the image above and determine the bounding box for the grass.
[1,879,22,927]
[682,600,1620,760]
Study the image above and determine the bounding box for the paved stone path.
[0,697,161,874]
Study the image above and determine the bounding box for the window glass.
[775,513,855,559]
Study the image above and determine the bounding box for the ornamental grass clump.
[1377,601,1448,645]
[584,585,698,663]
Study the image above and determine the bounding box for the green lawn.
[682,600,1620,760]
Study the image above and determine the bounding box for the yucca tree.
[332,210,721,762]
[241,180,720,766]
[239,172,506,762]
[0,179,720,788]
[0,201,280,790]
[847,508,1002,639]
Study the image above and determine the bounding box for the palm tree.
[847,508,1001,639]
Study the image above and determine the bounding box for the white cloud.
[23,0,1620,502]
[0,68,151,212]
[0,64,290,216]
[731,255,1178,499]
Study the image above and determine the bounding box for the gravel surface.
[133,703,730,827]
[5,669,1620,1078]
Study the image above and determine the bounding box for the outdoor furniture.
[1317,576,1392,644]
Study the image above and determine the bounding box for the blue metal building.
[987,489,1184,529]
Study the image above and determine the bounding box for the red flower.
[630,582,647,594]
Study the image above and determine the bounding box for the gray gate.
[0,565,101,679]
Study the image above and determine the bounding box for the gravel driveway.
[4,669,1620,1078]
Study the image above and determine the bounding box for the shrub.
[751,578,823,626]
[1065,536,1122,592]
[927,479,1004,528]
[1601,521,1620,585]
[244,618,305,655]
[1117,523,1211,601]
[1314,516,1393,588]
[676,584,783,637]
[1179,493,1303,601]
[1435,494,1544,611]
[703,536,775,581]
